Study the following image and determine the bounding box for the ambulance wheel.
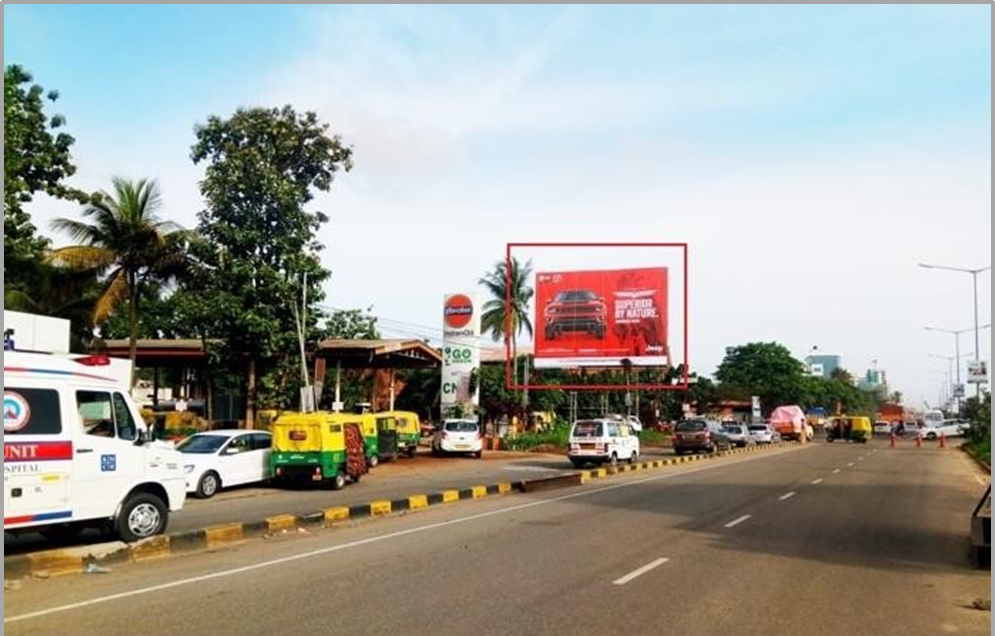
[332,471,347,491]
[116,493,168,542]
[367,453,379,469]
[39,523,83,542]
[196,471,221,499]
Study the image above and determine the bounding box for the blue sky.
[4,4,991,406]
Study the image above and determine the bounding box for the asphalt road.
[3,448,592,554]
[4,441,990,636]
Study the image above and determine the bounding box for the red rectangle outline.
[505,242,689,391]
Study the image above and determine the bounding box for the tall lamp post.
[929,370,952,407]
[920,263,991,398]
[924,324,990,410]
[928,354,956,410]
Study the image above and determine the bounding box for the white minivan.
[4,351,186,542]
[568,418,640,468]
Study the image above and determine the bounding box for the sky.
[4,4,991,408]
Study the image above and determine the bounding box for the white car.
[178,430,272,498]
[873,421,893,436]
[748,424,780,444]
[432,420,484,458]
[919,420,968,441]
[568,418,640,468]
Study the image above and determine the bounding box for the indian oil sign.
[442,293,481,410]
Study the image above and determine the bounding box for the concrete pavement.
[4,442,989,636]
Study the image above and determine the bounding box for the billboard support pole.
[522,355,530,412]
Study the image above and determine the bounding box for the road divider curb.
[3,442,790,581]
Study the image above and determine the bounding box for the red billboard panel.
[534,267,669,368]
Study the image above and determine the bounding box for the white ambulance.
[4,351,186,542]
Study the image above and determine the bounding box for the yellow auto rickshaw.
[826,416,872,444]
[379,411,422,458]
[270,411,370,489]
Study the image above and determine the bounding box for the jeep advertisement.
[534,267,669,369]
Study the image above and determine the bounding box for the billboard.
[441,293,481,409]
[534,267,669,369]
[967,360,989,385]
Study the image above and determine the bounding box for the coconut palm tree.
[479,257,534,392]
[48,177,189,386]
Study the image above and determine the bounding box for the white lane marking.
[779,492,797,501]
[833,469,842,474]
[811,478,824,485]
[612,557,670,586]
[4,445,812,625]
[724,515,752,529]
[847,463,855,468]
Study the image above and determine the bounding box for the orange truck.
[770,405,812,441]
[876,403,905,423]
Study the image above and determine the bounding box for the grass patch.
[502,424,571,452]
[639,430,671,446]
[967,436,991,465]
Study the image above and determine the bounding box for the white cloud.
[15,5,989,409]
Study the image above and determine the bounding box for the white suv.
[568,419,640,468]
[920,419,969,441]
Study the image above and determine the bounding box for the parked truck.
[770,405,813,442]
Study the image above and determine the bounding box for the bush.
[502,423,571,451]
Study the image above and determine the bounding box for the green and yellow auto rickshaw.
[380,410,422,458]
[826,416,872,444]
[270,412,369,490]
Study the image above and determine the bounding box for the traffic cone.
[940,433,947,449]
[916,435,922,449]
[890,433,897,448]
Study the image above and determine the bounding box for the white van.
[567,418,640,468]
[4,351,186,542]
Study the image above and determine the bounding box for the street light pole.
[924,324,990,414]
[920,263,991,398]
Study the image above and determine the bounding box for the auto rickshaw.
[373,414,400,465]
[826,416,872,443]
[379,411,422,458]
[270,412,370,490]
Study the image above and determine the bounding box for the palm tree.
[48,177,189,386]
[479,257,534,397]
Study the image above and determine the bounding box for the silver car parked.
[748,424,780,444]
[723,423,757,448]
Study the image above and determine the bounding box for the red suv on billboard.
[543,290,607,340]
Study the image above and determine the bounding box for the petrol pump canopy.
[316,339,442,369]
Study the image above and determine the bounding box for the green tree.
[47,178,189,385]
[190,105,352,425]
[962,392,991,445]
[4,64,90,299]
[479,257,534,395]
[715,342,806,415]
[3,263,100,351]
[394,368,441,422]
[323,307,380,340]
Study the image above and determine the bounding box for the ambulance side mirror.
[136,428,153,445]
